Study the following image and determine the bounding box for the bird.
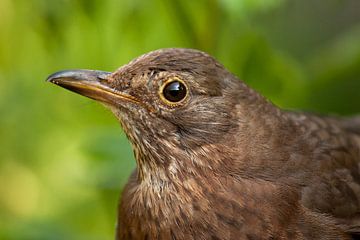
[47,48,360,240]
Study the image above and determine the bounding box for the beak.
[47,69,139,105]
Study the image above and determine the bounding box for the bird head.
[47,48,265,182]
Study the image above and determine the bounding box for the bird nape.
[47,48,360,240]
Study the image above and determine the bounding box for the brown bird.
[47,48,360,240]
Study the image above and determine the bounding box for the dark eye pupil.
[163,81,187,102]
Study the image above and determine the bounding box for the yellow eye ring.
[159,77,189,107]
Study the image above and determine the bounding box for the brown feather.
[47,48,359,240]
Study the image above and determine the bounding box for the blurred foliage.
[0,0,359,239]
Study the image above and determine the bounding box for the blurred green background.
[0,0,359,239]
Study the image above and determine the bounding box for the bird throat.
[109,106,184,185]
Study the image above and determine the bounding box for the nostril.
[98,78,110,85]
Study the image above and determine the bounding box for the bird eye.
[161,79,188,104]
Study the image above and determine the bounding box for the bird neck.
[227,103,307,181]
[133,138,228,186]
